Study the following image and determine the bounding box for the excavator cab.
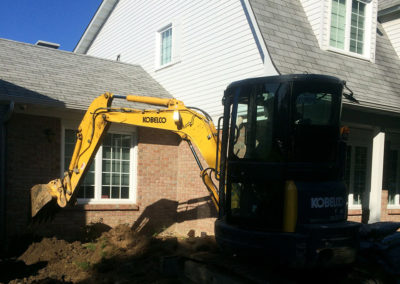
[215,74,360,266]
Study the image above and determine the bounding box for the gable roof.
[249,0,400,114]
[0,38,171,110]
[74,0,118,54]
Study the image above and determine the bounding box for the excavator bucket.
[30,184,55,218]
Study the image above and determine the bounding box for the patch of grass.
[100,239,108,249]
[74,261,91,271]
[83,242,96,251]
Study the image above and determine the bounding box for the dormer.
[301,0,378,61]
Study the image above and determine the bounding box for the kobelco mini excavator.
[30,74,364,266]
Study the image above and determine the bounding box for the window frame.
[327,0,373,60]
[155,20,181,70]
[158,24,173,67]
[61,120,138,205]
[385,143,400,209]
[344,129,372,209]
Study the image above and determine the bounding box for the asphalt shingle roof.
[0,38,171,110]
[249,0,400,113]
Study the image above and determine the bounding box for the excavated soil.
[0,224,218,284]
[1,224,398,283]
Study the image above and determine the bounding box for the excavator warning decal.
[142,117,167,123]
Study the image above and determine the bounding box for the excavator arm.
[30,93,220,218]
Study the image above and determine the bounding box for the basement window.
[62,125,137,204]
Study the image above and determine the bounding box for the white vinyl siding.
[300,0,325,47]
[382,17,400,59]
[85,0,269,122]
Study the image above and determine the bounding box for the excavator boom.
[31,93,220,218]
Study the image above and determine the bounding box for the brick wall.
[175,142,217,236]
[347,209,362,223]
[6,119,217,241]
[35,127,184,239]
[6,113,399,243]
[381,189,400,222]
[348,189,400,223]
[6,113,61,237]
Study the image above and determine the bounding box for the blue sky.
[0,0,102,51]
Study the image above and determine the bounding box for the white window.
[345,144,370,208]
[101,133,132,200]
[159,25,172,66]
[384,149,399,206]
[62,125,137,204]
[383,136,400,208]
[65,129,96,199]
[155,20,181,70]
[329,0,372,57]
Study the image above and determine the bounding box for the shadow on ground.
[0,259,47,283]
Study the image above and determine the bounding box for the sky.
[0,0,103,51]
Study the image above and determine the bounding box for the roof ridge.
[0,37,141,68]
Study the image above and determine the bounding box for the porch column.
[368,130,385,223]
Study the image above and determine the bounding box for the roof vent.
[35,40,60,49]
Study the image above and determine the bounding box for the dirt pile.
[1,224,218,284]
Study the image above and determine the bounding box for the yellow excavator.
[31,91,221,216]
[31,74,364,266]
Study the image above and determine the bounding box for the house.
[75,0,400,224]
[0,38,216,245]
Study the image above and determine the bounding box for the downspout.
[0,101,14,252]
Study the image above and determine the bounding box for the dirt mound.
[2,224,218,284]
[2,223,397,283]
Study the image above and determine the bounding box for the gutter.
[0,101,14,253]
